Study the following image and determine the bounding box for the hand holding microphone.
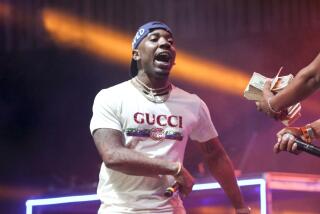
[164,182,180,197]
[164,162,195,197]
[275,127,320,157]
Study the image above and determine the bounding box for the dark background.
[1,0,320,213]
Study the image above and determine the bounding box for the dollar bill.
[271,74,294,92]
[244,72,294,101]
[243,72,268,100]
[244,70,301,126]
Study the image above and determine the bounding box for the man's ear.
[132,49,140,61]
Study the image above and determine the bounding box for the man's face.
[135,29,176,78]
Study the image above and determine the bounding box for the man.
[90,21,250,213]
[256,53,320,154]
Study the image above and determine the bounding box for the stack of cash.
[244,71,301,126]
[243,72,268,101]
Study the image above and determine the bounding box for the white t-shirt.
[90,80,218,214]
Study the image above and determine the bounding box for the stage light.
[42,8,249,96]
[174,52,249,95]
[26,194,98,214]
[193,178,266,214]
[42,9,131,64]
[26,178,267,214]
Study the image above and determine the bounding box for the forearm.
[93,128,179,177]
[101,147,179,176]
[206,152,245,209]
[199,139,245,209]
[271,55,320,111]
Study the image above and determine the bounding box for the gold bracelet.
[174,162,182,177]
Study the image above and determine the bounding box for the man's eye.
[150,37,158,42]
[168,40,174,45]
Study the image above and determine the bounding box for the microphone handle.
[295,138,320,157]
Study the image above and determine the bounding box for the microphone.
[294,138,320,157]
[164,182,180,197]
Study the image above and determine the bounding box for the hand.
[255,80,287,120]
[274,127,303,154]
[174,166,195,197]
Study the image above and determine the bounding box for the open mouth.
[154,52,173,67]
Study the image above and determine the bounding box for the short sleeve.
[89,90,122,135]
[189,98,218,142]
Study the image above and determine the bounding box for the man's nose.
[159,38,170,49]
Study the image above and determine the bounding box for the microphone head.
[164,187,175,197]
[164,183,180,197]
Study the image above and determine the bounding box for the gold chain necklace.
[131,77,172,103]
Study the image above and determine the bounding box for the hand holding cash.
[244,67,301,126]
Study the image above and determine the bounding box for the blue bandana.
[130,21,172,77]
[132,21,172,49]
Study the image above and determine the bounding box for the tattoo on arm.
[201,141,216,154]
[199,138,226,160]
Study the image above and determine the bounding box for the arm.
[199,138,249,213]
[93,128,195,194]
[271,54,320,110]
[257,53,320,118]
[93,128,180,176]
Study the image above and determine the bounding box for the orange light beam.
[41,8,320,106]
[42,9,131,65]
[174,53,249,95]
[42,8,249,96]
